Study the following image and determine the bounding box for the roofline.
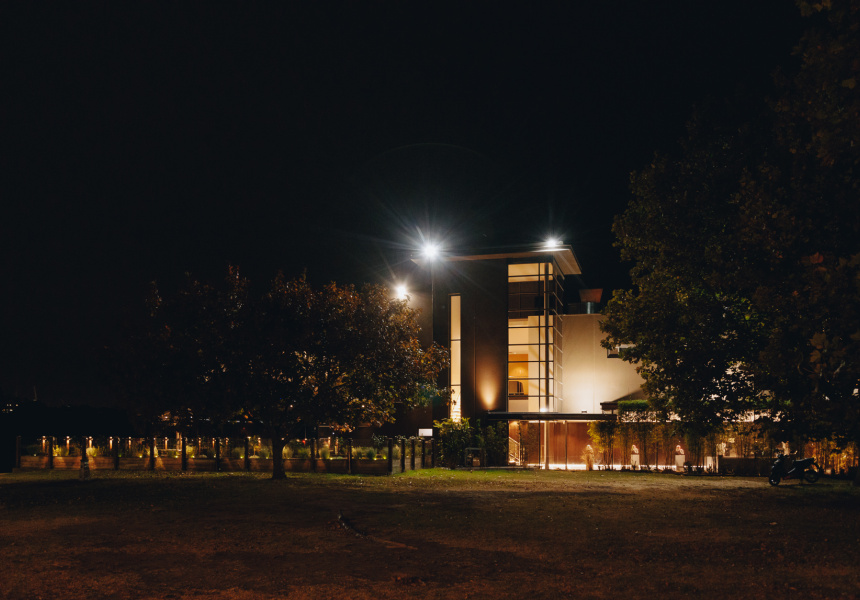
[483,412,615,421]
[412,244,582,276]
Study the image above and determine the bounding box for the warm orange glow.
[450,294,461,422]
[478,379,499,410]
[450,388,461,422]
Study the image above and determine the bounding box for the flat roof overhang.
[412,245,582,276]
[484,412,615,421]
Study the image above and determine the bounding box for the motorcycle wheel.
[769,474,781,486]
[804,468,819,483]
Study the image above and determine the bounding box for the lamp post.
[422,241,440,337]
[421,241,441,421]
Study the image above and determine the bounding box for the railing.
[508,437,520,465]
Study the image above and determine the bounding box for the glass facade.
[507,262,563,413]
[449,294,462,422]
[508,421,594,468]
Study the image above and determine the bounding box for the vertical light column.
[552,263,564,412]
[450,294,462,422]
[508,262,554,413]
[543,262,551,412]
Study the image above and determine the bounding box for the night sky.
[1,2,805,405]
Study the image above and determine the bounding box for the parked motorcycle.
[769,453,820,486]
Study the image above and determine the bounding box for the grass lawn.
[1,469,858,599]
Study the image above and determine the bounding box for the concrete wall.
[431,258,508,422]
[560,313,645,414]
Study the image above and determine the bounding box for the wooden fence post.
[244,436,250,472]
[400,439,406,473]
[347,439,353,475]
[181,435,188,471]
[215,437,221,472]
[431,438,435,468]
[421,439,426,469]
[149,437,156,471]
[113,437,120,470]
[410,438,416,470]
[48,437,54,469]
[15,436,21,469]
[311,438,317,473]
[387,438,394,474]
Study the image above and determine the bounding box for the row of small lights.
[393,238,563,300]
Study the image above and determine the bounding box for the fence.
[13,435,436,476]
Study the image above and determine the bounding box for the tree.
[133,269,448,479]
[748,0,860,452]
[239,274,448,478]
[434,417,474,468]
[602,0,860,482]
[433,418,509,467]
[602,107,769,429]
[618,400,654,467]
[587,420,617,468]
[111,268,248,439]
[479,421,511,466]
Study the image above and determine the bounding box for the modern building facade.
[411,243,645,469]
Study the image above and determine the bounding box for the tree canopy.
[111,269,245,435]
[125,269,448,478]
[601,1,860,461]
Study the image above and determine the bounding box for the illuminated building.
[412,243,645,468]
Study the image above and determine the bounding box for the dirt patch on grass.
[1,470,858,599]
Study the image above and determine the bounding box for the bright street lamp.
[422,242,440,261]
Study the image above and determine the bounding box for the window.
[450,294,462,422]
[507,262,563,413]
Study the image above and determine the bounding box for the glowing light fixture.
[422,241,440,260]
[544,237,562,249]
[394,283,408,300]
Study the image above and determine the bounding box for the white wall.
[560,314,645,413]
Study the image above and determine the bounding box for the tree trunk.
[181,435,187,471]
[271,435,286,479]
[79,436,90,480]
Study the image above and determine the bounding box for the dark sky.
[1,2,805,405]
